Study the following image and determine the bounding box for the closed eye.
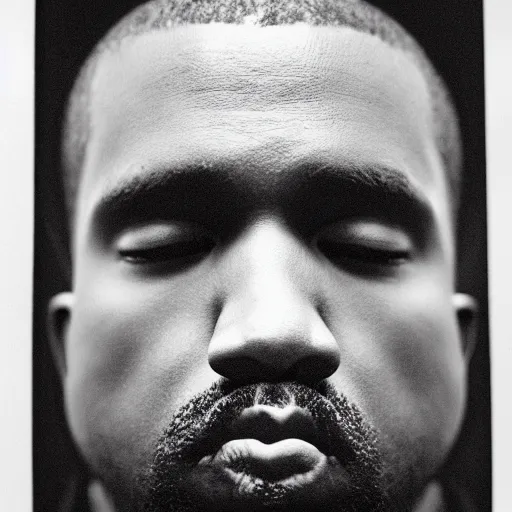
[316,219,413,276]
[116,221,216,267]
[119,235,215,264]
[317,239,410,266]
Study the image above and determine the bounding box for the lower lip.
[197,439,350,497]
[183,438,354,511]
[200,438,329,480]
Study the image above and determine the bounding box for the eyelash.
[119,237,215,264]
[317,239,410,267]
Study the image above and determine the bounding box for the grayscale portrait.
[34,1,490,510]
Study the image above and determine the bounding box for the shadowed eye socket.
[116,221,215,265]
[316,220,413,273]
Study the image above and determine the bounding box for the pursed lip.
[182,384,357,468]
[197,405,330,480]
[190,402,354,508]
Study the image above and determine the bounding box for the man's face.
[52,24,470,511]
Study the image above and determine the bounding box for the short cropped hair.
[62,0,462,222]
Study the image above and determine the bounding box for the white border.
[0,0,34,509]
[0,0,510,510]
[485,0,512,510]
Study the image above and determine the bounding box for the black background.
[34,1,489,510]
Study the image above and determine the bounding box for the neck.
[88,481,116,512]
[412,481,446,512]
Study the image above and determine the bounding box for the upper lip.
[228,404,324,451]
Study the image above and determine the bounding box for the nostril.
[209,356,284,384]
[286,354,341,384]
[209,346,340,385]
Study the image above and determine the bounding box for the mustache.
[157,380,377,467]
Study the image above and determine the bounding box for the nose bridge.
[208,219,340,383]
[225,219,312,314]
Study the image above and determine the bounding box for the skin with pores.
[50,23,475,512]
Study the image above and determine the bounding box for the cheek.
[331,277,466,457]
[64,269,219,475]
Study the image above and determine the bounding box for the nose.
[208,220,340,384]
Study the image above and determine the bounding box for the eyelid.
[116,221,209,252]
[317,219,413,252]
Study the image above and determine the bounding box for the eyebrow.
[91,161,434,232]
[301,162,428,204]
[91,163,242,229]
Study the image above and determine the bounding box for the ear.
[47,292,74,380]
[453,293,479,363]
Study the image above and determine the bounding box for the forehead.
[78,24,452,247]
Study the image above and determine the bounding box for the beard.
[132,380,393,512]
